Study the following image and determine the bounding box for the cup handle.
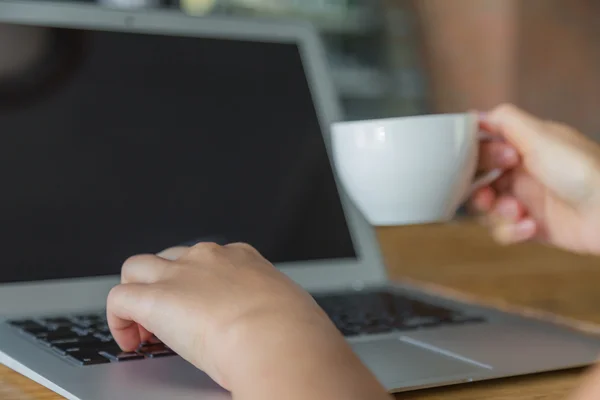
[465,168,503,202]
[461,131,505,203]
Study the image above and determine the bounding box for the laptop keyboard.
[7,314,175,366]
[313,291,484,337]
[6,290,483,366]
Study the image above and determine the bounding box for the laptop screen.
[0,25,357,284]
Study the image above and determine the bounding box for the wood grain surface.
[1,219,599,399]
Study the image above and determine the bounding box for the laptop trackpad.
[352,338,489,388]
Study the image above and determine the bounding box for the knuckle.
[550,120,575,134]
[106,284,127,308]
[121,254,161,281]
[123,253,159,268]
[120,258,137,280]
[492,103,518,117]
[187,242,224,259]
[227,242,259,254]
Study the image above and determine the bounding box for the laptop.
[0,2,599,399]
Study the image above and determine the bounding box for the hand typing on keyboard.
[107,242,392,400]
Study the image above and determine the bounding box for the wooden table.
[2,219,600,399]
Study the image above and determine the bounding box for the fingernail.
[496,201,518,219]
[502,147,518,162]
[491,218,536,245]
[515,219,535,232]
[514,219,536,235]
[491,222,514,245]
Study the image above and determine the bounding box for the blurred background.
[163,0,600,142]
[3,0,600,140]
[179,0,430,122]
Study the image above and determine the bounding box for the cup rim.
[331,112,475,130]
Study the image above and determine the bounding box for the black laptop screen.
[0,25,357,284]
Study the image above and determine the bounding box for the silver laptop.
[0,2,599,399]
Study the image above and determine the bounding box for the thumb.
[481,103,545,157]
[483,104,600,208]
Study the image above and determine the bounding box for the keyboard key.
[35,328,81,341]
[141,336,162,345]
[48,335,102,346]
[145,349,175,358]
[88,322,109,331]
[52,340,117,355]
[66,351,111,366]
[93,333,113,342]
[71,327,93,336]
[140,349,175,358]
[8,320,43,329]
[21,325,50,336]
[51,345,80,356]
[39,317,73,327]
[361,322,395,335]
[51,343,87,356]
[99,347,145,362]
[78,339,118,350]
[137,343,176,358]
[137,343,164,352]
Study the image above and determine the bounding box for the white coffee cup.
[331,113,501,226]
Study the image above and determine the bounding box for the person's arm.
[411,0,519,112]
[109,244,393,400]
[223,315,390,400]
[569,364,600,400]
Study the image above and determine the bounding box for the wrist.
[215,309,389,399]
[217,307,336,383]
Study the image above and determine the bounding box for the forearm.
[411,0,518,112]
[569,363,600,400]
[225,315,392,400]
